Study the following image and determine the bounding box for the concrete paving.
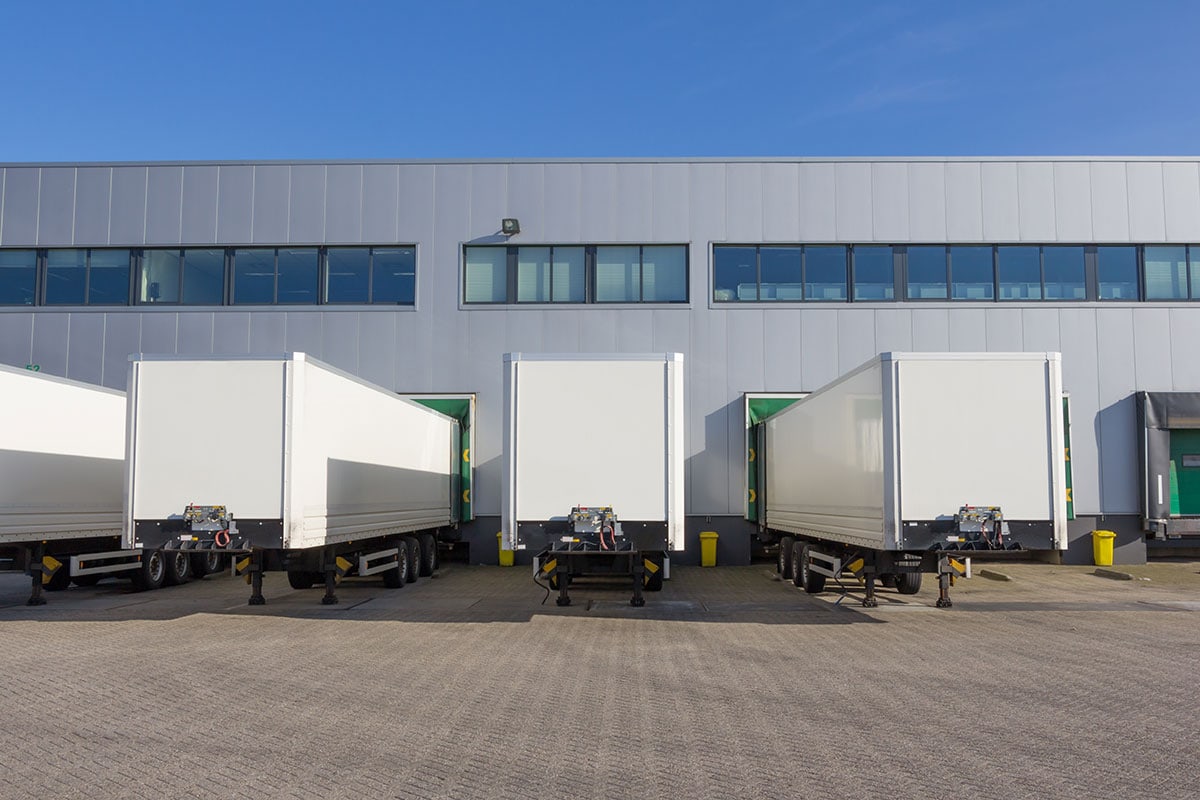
[1,561,1198,799]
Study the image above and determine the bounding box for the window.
[465,244,687,304]
[907,246,948,299]
[137,248,225,305]
[44,250,87,305]
[1097,246,1139,300]
[326,248,369,303]
[804,246,847,301]
[758,247,802,301]
[370,247,416,304]
[277,248,320,304]
[44,249,132,305]
[1144,246,1188,300]
[139,250,181,303]
[0,249,37,305]
[88,250,132,305]
[1043,247,1085,300]
[183,249,225,305]
[950,246,993,300]
[713,246,757,301]
[852,246,894,301]
[233,249,277,304]
[997,246,1042,300]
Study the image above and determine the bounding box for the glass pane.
[852,246,894,300]
[463,247,507,302]
[233,249,276,304]
[906,246,947,299]
[997,246,1041,300]
[516,246,551,302]
[0,249,37,305]
[595,246,641,302]
[804,246,847,301]
[1193,247,1200,299]
[88,249,131,305]
[1043,247,1085,300]
[326,248,369,303]
[182,249,225,305]
[641,246,687,302]
[713,246,757,301]
[371,247,415,304]
[759,247,802,301]
[1097,246,1139,300]
[139,250,180,303]
[950,246,993,300]
[1144,246,1187,300]
[551,247,585,302]
[277,248,319,304]
[44,250,87,305]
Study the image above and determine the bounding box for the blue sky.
[2,0,1197,160]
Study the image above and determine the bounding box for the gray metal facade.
[4,157,1200,564]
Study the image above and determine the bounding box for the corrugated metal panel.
[321,310,358,372]
[762,310,802,390]
[325,164,363,244]
[871,162,909,241]
[470,164,507,242]
[357,311,395,389]
[1053,162,1093,242]
[74,167,112,246]
[543,163,582,242]
[506,164,545,243]
[798,162,836,241]
[1131,308,1172,390]
[652,163,690,242]
[0,314,33,368]
[1162,162,1200,241]
[431,165,471,381]
[615,308,655,352]
[180,165,218,245]
[30,313,70,377]
[176,312,214,354]
[1020,308,1061,352]
[101,313,139,389]
[726,163,763,242]
[691,306,728,514]
[834,162,872,241]
[139,313,177,354]
[248,311,285,353]
[944,162,983,241]
[2,167,40,245]
[65,313,104,385]
[1126,162,1167,242]
[1017,162,1056,241]
[1169,308,1200,390]
[1095,308,1138,513]
[109,167,148,245]
[1090,162,1130,241]
[395,164,435,249]
[283,311,322,357]
[1058,309,1100,512]
[874,308,913,352]
[361,164,399,244]
[289,164,326,245]
[216,165,254,245]
[907,162,946,242]
[984,307,1023,350]
[543,309,582,352]
[911,308,950,350]
[837,309,877,372]
[800,309,839,387]
[726,310,764,511]
[251,165,289,244]
[144,166,183,245]
[577,309,617,352]
[948,308,987,351]
[212,310,250,354]
[616,163,653,242]
[981,162,1019,241]
[762,163,800,242]
[37,167,75,245]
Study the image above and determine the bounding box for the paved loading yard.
[1,562,1198,800]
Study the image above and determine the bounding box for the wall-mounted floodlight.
[501,218,521,236]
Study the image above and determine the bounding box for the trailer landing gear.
[247,551,266,606]
[936,555,970,608]
[26,544,47,606]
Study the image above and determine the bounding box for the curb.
[1093,568,1135,581]
[979,569,1013,582]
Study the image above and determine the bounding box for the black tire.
[71,574,102,587]
[382,539,410,588]
[417,533,437,577]
[797,543,826,593]
[131,550,166,591]
[894,572,922,595]
[191,551,224,579]
[403,537,420,583]
[164,551,191,586]
[287,570,318,590]
[878,573,897,589]
[643,552,665,592]
[44,564,71,592]
[778,535,795,579]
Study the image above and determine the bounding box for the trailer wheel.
[72,575,102,587]
[131,550,166,591]
[191,551,223,579]
[417,533,437,577]
[287,570,318,590]
[878,573,896,588]
[44,564,72,592]
[778,536,795,579]
[381,540,410,588]
[894,572,922,594]
[796,543,826,593]
[164,551,191,586]
[403,537,420,583]
[643,552,665,592]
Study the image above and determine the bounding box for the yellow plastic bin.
[699,531,719,567]
[497,532,514,567]
[1091,530,1116,566]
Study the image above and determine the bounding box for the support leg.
[555,556,571,607]
[321,548,339,605]
[861,572,879,608]
[630,552,645,607]
[248,550,266,605]
[26,544,46,607]
[936,571,953,608]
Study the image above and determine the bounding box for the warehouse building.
[2,157,1199,566]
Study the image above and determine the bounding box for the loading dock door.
[1169,429,1200,516]
[744,393,807,521]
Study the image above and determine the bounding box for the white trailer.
[502,353,684,606]
[125,353,460,605]
[757,352,1067,607]
[0,363,155,603]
